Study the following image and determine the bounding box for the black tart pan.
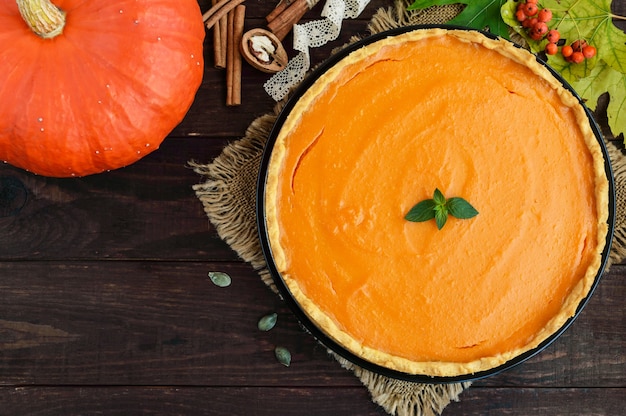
[256,25,616,383]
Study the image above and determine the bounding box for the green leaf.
[435,207,448,230]
[407,0,459,12]
[500,0,519,27]
[408,0,510,39]
[570,59,622,109]
[433,188,446,205]
[405,199,437,222]
[606,71,626,140]
[565,47,626,141]
[449,0,510,39]
[447,197,479,219]
[405,189,479,229]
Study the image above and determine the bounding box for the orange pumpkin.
[0,0,205,177]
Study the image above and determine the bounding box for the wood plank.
[2,386,386,416]
[1,386,624,415]
[0,261,623,386]
[0,261,360,386]
[446,387,626,415]
[0,139,236,262]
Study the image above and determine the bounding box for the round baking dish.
[256,25,616,383]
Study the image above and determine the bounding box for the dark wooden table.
[1,1,625,414]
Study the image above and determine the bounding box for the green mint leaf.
[447,197,479,219]
[405,189,479,230]
[435,207,448,230]
[405,199,437,222]
[433,188,446,206]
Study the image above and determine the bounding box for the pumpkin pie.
[263,28,610,377]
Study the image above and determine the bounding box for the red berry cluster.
[514,0,596,64]
[515,0,552,41]
[561,40,597,64]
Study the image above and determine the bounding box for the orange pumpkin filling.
[264,29,609,376]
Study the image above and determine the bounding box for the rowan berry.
[572,39,588,52]
[532,21,549,37]
[582,45,597,59]
[515,9,527,22]
[545,29,560,43]
[545,42,558,55]
[523,3,538,16]
[571,51,585,64]
[561,45,574,58]
[537,8,553,23]
[524,17,538,29]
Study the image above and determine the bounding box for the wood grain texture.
[1,1,625,415]
[0,139,233,261]
[2,387,385,415]
[1,387,624,415]
[0,261,623,387]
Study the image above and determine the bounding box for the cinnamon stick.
[203,0,246,31]
[267,0,309,41]
[219,12,228,67]
[212,0,227,68]
[226,10,235,106]
[226,5,245,106]
[266,0,294,23]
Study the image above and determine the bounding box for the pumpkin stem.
[16,0,66,39]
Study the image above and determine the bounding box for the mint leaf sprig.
[405,188,479,230]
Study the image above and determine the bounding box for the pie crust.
[264,28,610,377]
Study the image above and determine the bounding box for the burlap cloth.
[191,2,626,415]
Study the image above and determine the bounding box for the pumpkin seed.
[257,313,278,331]
[208,271,231,287]
[274,346,291,367]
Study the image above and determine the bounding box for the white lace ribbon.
[263,0,371,101]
